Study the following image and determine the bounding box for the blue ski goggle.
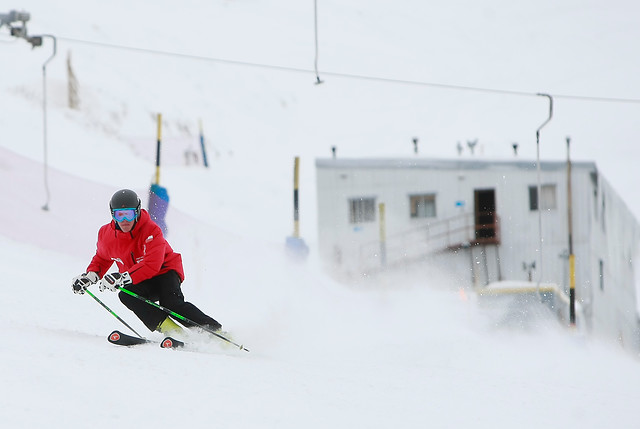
[112,208,137,222]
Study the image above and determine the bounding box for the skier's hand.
[71,272,99,295]
[99,272,132,292]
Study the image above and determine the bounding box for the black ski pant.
[118,270,221,332]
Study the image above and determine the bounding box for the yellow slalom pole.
[293,157,300,238]
[569,254,576,321]
[567,136,576,327]
[285,156,308,259]
[379,202,387,267]
[155,113,162,185]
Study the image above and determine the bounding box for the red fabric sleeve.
[86,226,111,277]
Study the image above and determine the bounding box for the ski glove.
[99,272,133,292]
[72,272,100,295]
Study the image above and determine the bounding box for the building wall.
[587,174,640,349]
[317,159,591,281]
[316,158,640,349]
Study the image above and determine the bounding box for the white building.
[316,157,640,349]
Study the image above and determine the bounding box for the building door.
[474,189,498,243]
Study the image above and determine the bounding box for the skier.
[71,189,222,335]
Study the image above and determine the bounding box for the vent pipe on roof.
[467,139,478,155]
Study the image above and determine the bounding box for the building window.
[529,184,557,211]
[349,197,376,224]
[410,194,436,218]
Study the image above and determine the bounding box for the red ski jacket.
[86,209,184,284]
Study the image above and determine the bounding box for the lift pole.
[535,93,553,291]
[41,34,57,211]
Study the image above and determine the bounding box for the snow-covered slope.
[2,1,640,428]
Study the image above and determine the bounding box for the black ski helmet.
[109,189,141,220]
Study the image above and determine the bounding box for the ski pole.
[85,288,145,339]
[117,286,249,352]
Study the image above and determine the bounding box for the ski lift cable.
[55,35,640,105]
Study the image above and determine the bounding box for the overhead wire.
[313,0,322,84]
[56,35,640,105]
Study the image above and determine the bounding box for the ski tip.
[108,330,149,346]
[160,337,185,349]
[108,330,122,343]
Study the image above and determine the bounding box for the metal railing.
[358,212,472,268]
[358,212,500,271]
